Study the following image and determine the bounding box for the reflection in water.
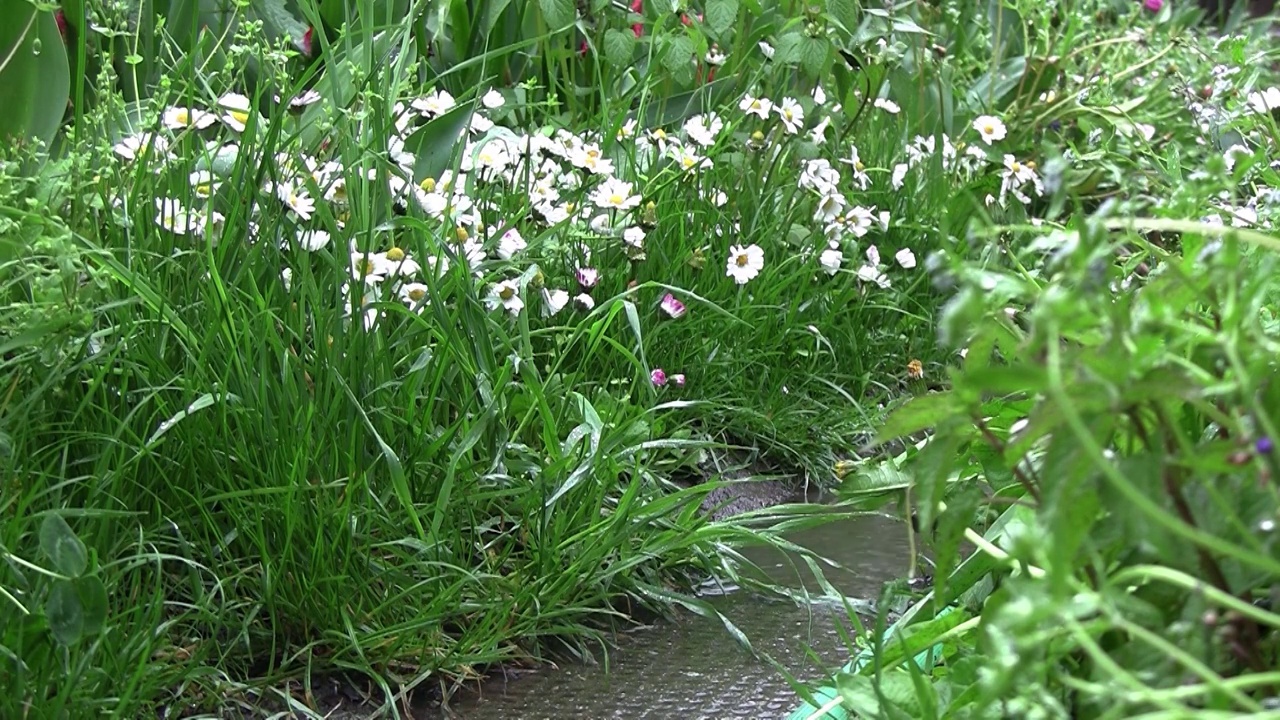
[446,513,911,719]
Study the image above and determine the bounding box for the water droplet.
[31,38,41,55]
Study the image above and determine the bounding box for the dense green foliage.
[2,0,1279,717]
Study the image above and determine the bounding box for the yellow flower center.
[230,110,249,126]
[175,110,190,125]
[386,247,405,261]
[420,177,436,192]
[565,202,576,214]
[736,254,749,267]
[682,156,695,169]
[455,226,469,241]
[751,130,764,142]
[1011,161,1022,173]
[195,183,213,197]
[982,124,994,135]
[855,161,864,171]
[609,193,624,206]
[499,285,515,300]
[408,287,426,301]
[1026,160,1036,170]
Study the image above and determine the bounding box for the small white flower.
[706,47,726,65]
[891,163,909,190]
[591,177,642,210]
[972,115,1007,145]
[412,89,456,118]
[496,228,527,259]
[573,293,596,311]
[154,197,200,235]
[895,248,917,269]
[726,243,764,284]
[487,279,524,315]
[398,282,430,309]
[271,181,316,221]
[1247,87,1280,115]
[624,226,646,248]
[217,93,256,132]
[776,97,805,134]
[162,106,217,130]
[684,113,724,148]
[812,86,827,106]
[739,95,773,120]
[758,41,775,59]
[113,132,171,162]
[543,288,570,316]
[874,97,901,114]
[819,246,843,275]
[482,89,505,109]
[296,229,331,251]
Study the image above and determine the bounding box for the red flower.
[54,10,68,41]
[301,26,314,56]
[631,0,644,36]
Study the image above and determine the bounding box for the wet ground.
[440,513,912,719]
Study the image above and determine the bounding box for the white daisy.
[726,244,764,284]
[972,115,1007,145]
[486,279,524,315]
[591,177,642,211]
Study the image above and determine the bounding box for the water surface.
[445,513,911,719]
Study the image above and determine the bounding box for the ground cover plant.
[6,0,1278,718]
[0,0,959,716]
[810,0,1280,717]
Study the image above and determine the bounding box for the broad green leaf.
[39,514,87,578]
[799,36,829,78]
[663,35,696,86]
[987,0,1023,63]
[0,3,70,157]
[828,0,859,32]
[406,102,474,183]
[603,28,636,69]
[837,671,925,716]
[73,576,108,637]
[539,0,575,30]
[705,0,739,36]
[45,580,84,645]
[875,392,963,444]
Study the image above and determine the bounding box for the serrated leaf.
[705,0,738,36]
[775,32,804,64]
[603,28,636,68]
[45,580,84,645]
[799,36,829,78]
[828,0,859,31]
[663,35,696,85]
[39,514,87,578]
[539,0,575,30]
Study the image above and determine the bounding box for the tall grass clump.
[1,0,973,715]
[795,0,1280,716]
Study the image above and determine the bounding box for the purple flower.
[1257,437,1274,455]
[1143,0,1163,11]
[650,368,667,386]
[660,293,686,319]
[576,267,600,289]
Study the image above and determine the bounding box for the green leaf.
[705,0,739,36]
[45,580,84,645]
[987,0,1024,63]
[603,28,636,68]
[406,103,475,183]
[251,0,307,45]
[799,36,829,78]
[837,671,925,716]
[828,0,859,32]
[875,392,963,444]
[775,32,804,64]
[663,35,696,86]
[539,0,575,30]
[0,4,70,157]
[39,514,87,578]
[73,576,108,637]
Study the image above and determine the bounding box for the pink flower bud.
[650,368,667,386]
[660,293,686,319]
